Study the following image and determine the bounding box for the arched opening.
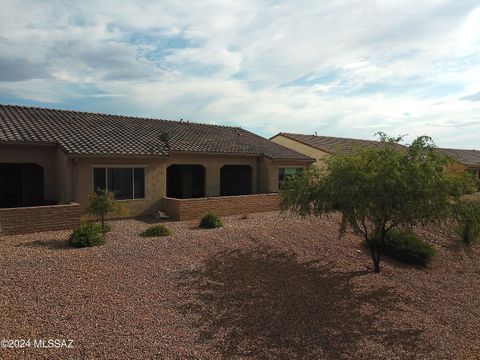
[220,165,252,196]
[0,163,44,208]
[167,165,205,198]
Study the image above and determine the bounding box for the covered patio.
[0,163,45,208]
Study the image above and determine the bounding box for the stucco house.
[270,132,405,168]
[437,148,480,178]
[0,105,313,233]
[271,132,480,176]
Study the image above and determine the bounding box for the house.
[437,148,480,178]
[0,105,313,232]
[271,132,480,176]
[270,132,404,168]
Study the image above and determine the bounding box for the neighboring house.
[437,148,480,178]
[271,132,480,176]
[270,132,404,168]
[0,105,313,220]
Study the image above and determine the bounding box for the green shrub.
[101,223,112,233]
[367,230,436,266]
[140,224,171,237]
[199,212,223,229]
[453,200,480,245]
[69,221,105,248]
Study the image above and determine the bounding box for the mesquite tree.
[280,133,474,272]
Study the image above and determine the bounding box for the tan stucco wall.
[0,144,60,201]
[74,156,165,217]
[164,153,259,197]
[1,144,311,217]
[73,152,310,217]
[270,135,329,168]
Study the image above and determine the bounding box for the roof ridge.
[0,103,243,131]
[439,147,479,152]
[280,132,381,143]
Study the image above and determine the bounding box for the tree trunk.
[369,229,385,273]
[373,253,381,273]
[101,214,105,232]
[370,248,381,273]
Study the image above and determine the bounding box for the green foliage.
[199,212,223,229]
[452,200,480,245]
[281,133,469,272]
[87,189,126,232]
[367,230,436,266]
[69,221,105,247]
[100,223,112,233]
[140,224,172,237]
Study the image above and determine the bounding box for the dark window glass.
[93,168,106,193]
[93,167,145,200]
[134,168,145,199]
[107,168,133,200]
[278,167,303,188]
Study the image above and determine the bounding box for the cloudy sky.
[0,1,479,148]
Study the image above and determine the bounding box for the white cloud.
[0,0,479,148]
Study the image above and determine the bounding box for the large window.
[278,167,303,189]
[467,168,480,178]
[93,167,145,200]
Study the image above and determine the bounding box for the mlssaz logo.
[33,339,74,348]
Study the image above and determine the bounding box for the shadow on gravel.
[16,239,71,250]
[178,245,426,359]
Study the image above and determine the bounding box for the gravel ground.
[1,211,480,360]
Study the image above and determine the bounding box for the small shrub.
[69,221,105,248]
[199,212,223,229]
[140,225,171,237]
[453,200,480,245]
[367,230,436,266]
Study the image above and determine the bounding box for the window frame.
[278,167,304,189]
[92,165,146,200]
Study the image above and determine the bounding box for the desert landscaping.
[1,211,480,359]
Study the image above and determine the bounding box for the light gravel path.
[1,211,479,359]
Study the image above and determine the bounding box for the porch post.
[205,163,220,197]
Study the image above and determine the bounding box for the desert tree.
[280,133,475,272]
[87,189,127,233]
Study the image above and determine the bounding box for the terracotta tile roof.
[273,132,405,154]
[438,148,480,166]
[274,132,480,167]
[0,105,312,160]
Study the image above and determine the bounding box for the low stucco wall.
[0,203,81,235]
[162,193,280,221]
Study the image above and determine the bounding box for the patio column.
[205,163,220,197]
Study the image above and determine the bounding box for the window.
[278,167,303,188]
[93,167,145,200]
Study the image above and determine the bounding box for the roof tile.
[0,105,311,160]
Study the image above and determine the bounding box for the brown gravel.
[1,212,480,359]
